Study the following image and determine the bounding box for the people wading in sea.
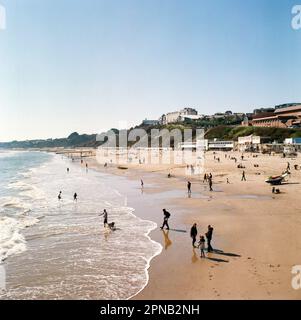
[99,209,108,227]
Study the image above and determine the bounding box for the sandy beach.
[82,150,301,300]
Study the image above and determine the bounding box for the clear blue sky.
[0,0,300,141]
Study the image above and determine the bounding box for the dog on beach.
[106,222,116,231]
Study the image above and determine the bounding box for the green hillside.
[204,126,301,142]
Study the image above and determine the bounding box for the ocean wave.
[0,217,27,262]
[20,186,46,201]
[0,152,162,299]
[0,196,31,211]
[7,181,32,192]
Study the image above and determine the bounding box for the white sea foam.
[0,217,27,262]
[20,185,46,201]
[0,151,162,299]
[0,196,29,210]
[7,181,32,192]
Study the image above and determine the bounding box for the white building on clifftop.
[160,108,199,125]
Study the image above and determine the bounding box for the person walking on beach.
[187,181,192,194]
[190,223,198,247]
[99,209,108,227]
[141,179,144,188]
[73,193,77,201]
[241,170,246,181]
[206,225,214,252]
[203,173,207,183]
[208,177,213,191]
[198,235,206,258]
[287,162,291,171]
[67,167,69,173]
[160,209,171,230]
[58,191,62,201]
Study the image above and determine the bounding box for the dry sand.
[82,150,301,299]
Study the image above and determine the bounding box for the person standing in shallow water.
[190,223,198,247]
[160,209,171,230]
[58,191,62,201]
[73,193,77,201]
[99,209,108,227]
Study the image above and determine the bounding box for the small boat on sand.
[265,172,289,185]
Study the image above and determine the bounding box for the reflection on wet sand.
[191,248,198,264]
[162,229,172,250]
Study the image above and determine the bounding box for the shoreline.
[2,149,301,299]
[84,150,301,300]
[0,151,163,300]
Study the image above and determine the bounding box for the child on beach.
[198,235,206,258]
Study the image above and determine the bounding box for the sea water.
[0,150,161,299]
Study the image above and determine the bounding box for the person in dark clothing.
[208,177,213,191]
[206,225,214,252]
[190,223,198,247]
[203,173,207,183]
[58,191,62,201]
[67,168,69,173]
[241,170,246,181]
[73,193,77,201]
[287,162,291,171]
[99,209,108,227]
[160,209,170,230]
[187,181,192,194]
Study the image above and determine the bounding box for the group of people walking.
[190,223,214,258]
[160,209,214,259]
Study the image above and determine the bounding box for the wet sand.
[85,150,301,300]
